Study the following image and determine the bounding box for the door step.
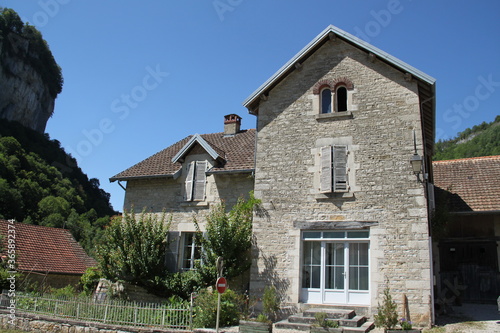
[274,308,374,332]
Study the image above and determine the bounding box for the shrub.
[193,288,242,328]
[80,267,102,295]
[314,312,339,328]
[374,287,398,330]
[262,285,280,322]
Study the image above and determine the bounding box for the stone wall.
[250,38,432,325]
[0,38,55,133]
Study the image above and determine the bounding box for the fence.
[13,294,192,330]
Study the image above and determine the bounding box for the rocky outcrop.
[0,36,56,133]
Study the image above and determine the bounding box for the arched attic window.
[313,78,354,114]
[321,87,332,114]
[336,86,347,112]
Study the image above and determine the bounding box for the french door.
[301,231,370,305]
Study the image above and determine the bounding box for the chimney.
[224,114,241,136]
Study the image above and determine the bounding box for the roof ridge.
[433,155,500,163]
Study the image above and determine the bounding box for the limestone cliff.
[0,38,55,133]
[0,8,63,133]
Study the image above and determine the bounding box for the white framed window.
[320,145,349,193]
[180,232,201,271]
[185,161,207,201]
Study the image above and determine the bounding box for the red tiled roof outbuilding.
[0,220,97,275]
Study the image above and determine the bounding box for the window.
[336,86,347,112]
[180,232,201,271]
[185,161,207,201]
[321,88,332,114]
[320,145,348,193]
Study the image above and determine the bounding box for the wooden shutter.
[333,145,348,192]
[193,161,207,201]
[320,146,332,193]
[185,161,195,201]
[165,231,180,272]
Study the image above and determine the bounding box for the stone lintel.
[293,220,379,230]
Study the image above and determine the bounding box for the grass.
[0,329,25,333]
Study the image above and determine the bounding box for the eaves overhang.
[243,24,436,115]
[109,173,175,183]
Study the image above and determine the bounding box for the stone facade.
[247,34,433,325]
[123,160,254,273]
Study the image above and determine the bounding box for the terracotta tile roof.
[0,220,97,275]
[110,129,256,181]
[433,155,500,212]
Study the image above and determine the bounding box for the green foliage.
[400,318,413,330]
[434,116,500,160]
[193,288,242,328]
[0,120,116,255]
[97,210,170,286]
[262,285,280,322]
[161,270,204,300]
[49,285,78,298]
[193,192,260,285]
[314,312,339,328]
[80,267,103,295]
[374,287,399,330]
[0,7,63,99]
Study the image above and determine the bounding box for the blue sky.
[3,0,500,211]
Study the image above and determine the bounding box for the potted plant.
[239,285,279,333]
[310,312,341,333]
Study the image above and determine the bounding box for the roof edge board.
[110,173,175,182]
[171,133,220,163]
[243,24,436,110]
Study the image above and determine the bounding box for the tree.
[193,192,260,285]
[97,209,171,285]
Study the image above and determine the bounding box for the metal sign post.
[216,257,224,333]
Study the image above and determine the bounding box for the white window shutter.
[185,161,195,201]
[333,145,348,192]
[320,146,333,193]
[193,161,207,201]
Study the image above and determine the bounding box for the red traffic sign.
[216,277,227,294]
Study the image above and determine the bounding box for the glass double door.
[302,241,369,305]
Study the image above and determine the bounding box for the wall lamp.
[410,130,423,182]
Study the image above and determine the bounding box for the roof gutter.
[109,173,175,183]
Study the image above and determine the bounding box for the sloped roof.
[243,24,436,112]
[0,221,97,275]
[110,129,256,181]
[433,155,500,212]
[242,24,436,156]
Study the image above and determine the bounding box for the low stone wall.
[0,311,189,333]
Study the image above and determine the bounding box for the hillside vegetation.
[434,115,500,161]
[0,120,116,254]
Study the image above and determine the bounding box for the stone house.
[110,115,255,273]
[0,220,97,289]
[242,25,435,325]
[112,25,436,325]
[432,155,500,304]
